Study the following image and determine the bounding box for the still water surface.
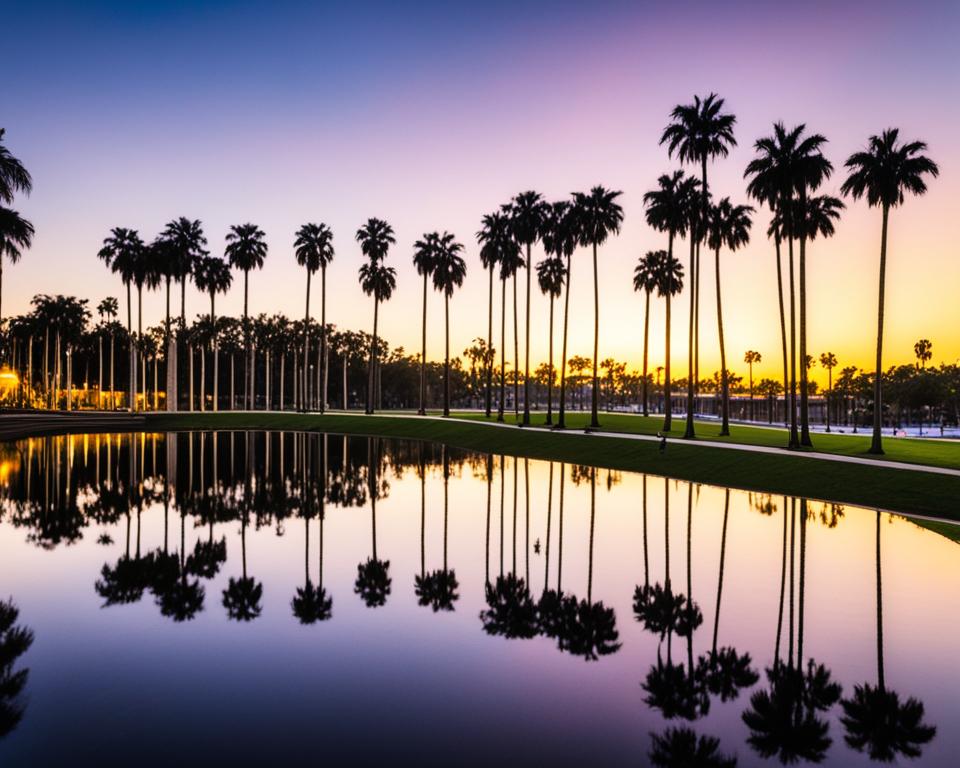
[0,431,956,766]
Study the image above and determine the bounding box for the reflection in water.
[0,431,948,765]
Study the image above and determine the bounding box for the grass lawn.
[146,411,960,521]
[450,410,960,471]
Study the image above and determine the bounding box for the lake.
[0,431,955,766]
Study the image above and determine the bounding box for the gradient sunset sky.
[4,0,958,383]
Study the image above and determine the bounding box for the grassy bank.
[452,411,960,470]
[145,411,960,520]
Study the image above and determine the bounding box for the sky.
[3,0,958,384]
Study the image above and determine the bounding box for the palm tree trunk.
[498,276,506,422]
[826,368,832,432]
[189,344,194,411]
[127,281,135,412]
[799,204,812,446]
[512,273,519,420]
[443,292,451,417]
[558,253,572,428]
[320,265,328,413]
[543,462,553,592]
[870,206,889,454]
[523,243,532,426]
[98,334,103,409]
[242,269,250,410]
[642,289,651,417]
[303,269,312,412]
[280,353,285,411]
[874,509,884,690]
[715,245,730,435]
[786,205,800,448]
[485,264,494,418]
[137,285,144,412]
[230,354,235,410]
[419,271,427,415]
[711,489,730,653]
[664,232,674,431]
[545,295,555,424]
[211,295,219,412]
[774,230,789,429]
[200,342,206,412]
[682,227,697,438]
[367,299,379,414]
[590,242,601,429]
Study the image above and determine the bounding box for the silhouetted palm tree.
[225,223,268,410]
[477,212,511,417]
[293,222,335,412]
[498,240,524,421]
[0,128,33,330]
[536,257,565,424]
[222,505,263,621]
[356,219,396,414]
[432,232,466,416]
[645,172,697,430]
[417,447,460,612]
[192,255,233,412]
[655,253,685,430]
[98,227,144,410]
[571,186,623,429]
[634,251,661,417]
[504,191,548,426]
[706,198,754,434]
[661,94,737,438]
[842,128,939,454]
[544,201,579,428]
[840,511,936,762]
[413,232,440,414]
[355,439,391,607]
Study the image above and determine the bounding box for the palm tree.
[571,186,624,429]
[545,201,580,429]
[706,198,753,435]
[649,728,736,768]
[476,212,510,418]
[840,511,936,761]
[160,217,207,410]
[744,350,761,422]
[498,241,524,421]
[98,227,144,411]
[842,129,939,453]
[644,172,698,430]
[355,439,391,607]
[0,208,34,331]
[413,232,440,414]
[536,257,565,424]
[192,255,233,412]
[0,128,33,331]
[503,191,548,426]
[0,597,35,739]
[431,232,466,417]
[655,253,684,430]
[225,223,268,410]
[661,94,737,438]
[819,352,837,431]
[293,222,335,412]
[96,297,119,408]
[356,219,397,414]
[633,251,660,418]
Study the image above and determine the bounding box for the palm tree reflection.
[292,434,333,624]
[222,433,263,621]
[415,446,460,612]
[648,726,736,768]
[355,438,391,608]
[840,511,935,762]
[0,598,34,739]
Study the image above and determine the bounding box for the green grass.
[450,410,960,471]
[145,411,960,521]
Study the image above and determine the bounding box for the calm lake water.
[0,431,956,767]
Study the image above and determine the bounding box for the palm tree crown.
[160,217,208,283]
[644,171,697,238]
[707,198,754,253]
[633,251,661,295]
[98,228,145,284]
[536,257,565,298]
[503,190,548,246]
[359,261,397,302]
[841,128,939,208]
[477,211,516,270]
[355,218,396,262]
[660,93,737,168]
[225,223,268,272]
[0,128,32,203]
[193,255,233,299]
[431,232,466,296]
[0,207,34,265]
[294,222,335,272]
[413,232,440,278]
[573,186,624,246]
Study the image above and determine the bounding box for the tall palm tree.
[746,123,828,448]
[571,186,624,429]
[147,236,177,409]
[498,241,524,422]
[841,128,938,454]
[355,439,391,607]
[356,220,397,415]
[819,352,837,431]
[661,94,737,438]
[633,251,661,418]
[96,297,118,408]
[655,252,684,430]
[914,339,932,368]
[192,255,233,412]
[431,232,466,417]
[503,191,548,425]
[476,212,510,418]
[413,232,440,415]
[98,227,144,411]
[293,222,335,412]
[840,511,936,761]
[644,172,698,430]
[225,223,268,410]
[536,257,565,424]
[706,198,754,435]
[544,201,580,429]
[160,217,207,410]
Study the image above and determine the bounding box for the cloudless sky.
[4,0,958,382]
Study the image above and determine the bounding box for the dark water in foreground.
[0,431,956,767]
